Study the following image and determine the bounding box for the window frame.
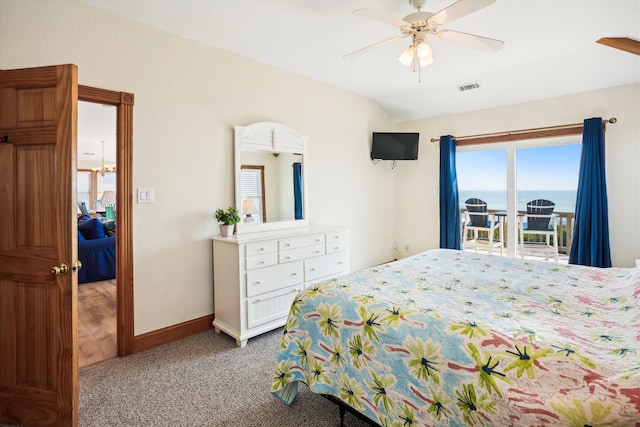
[240,164,266,222]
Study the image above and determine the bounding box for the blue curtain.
[569,117,611,267]
[439,135,461,250]
[293,162,303,220]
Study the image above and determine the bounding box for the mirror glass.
[240,151,303,224]
[234,122,308,234]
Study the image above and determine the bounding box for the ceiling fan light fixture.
[418,56,434,67]
[398,45,415,66]
[416,41,433,66]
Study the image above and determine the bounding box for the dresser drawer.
[325,231,347,244]
[279,244,325,263]
[326,240,347,254]
[246,286,302,329]
[246,252,278,270]
[279,234,325,251]
[246,240,278,257]
[305,252,349,283]
[246,261,303,297]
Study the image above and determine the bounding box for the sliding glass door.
[516,143,580,256]
[458,149,507,211]
[457,136,581,258]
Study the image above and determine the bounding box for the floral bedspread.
[272,249,640,426]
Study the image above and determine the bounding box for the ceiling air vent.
[458,82,480,92]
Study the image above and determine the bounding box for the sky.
[456,144,582,191]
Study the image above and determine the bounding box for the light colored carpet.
[0,328,374,427]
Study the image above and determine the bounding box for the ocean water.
[459,190,577,212]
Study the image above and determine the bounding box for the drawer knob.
[253,298,262,303]
[291,273,297,276]
[338,262,343,265]
[334,247,339,250]
[315,250,320,254]
[285,256,291,260]
[255,281,262,285]
[260,261,265,264]
[310,268,316,272]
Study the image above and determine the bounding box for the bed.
[272,249,640,426]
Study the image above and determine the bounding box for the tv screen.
[371,132,419,160]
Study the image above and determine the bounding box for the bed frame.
[322,395,381,427]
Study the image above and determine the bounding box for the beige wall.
[397,84,640,267]
[0,0,397,334]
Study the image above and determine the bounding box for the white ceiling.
[78,101,117,166]
[81,0,639,123]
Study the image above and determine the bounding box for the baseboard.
[133,314,214,354]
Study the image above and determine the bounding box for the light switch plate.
[137,188,154,203]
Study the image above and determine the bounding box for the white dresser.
[212,226,350,347]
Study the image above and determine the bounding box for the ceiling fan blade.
[436,30,504,52]
[343,35,409,60]
[352,8,408,27]
[430,0,496,26]
[596,37,640,55]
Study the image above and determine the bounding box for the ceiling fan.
[596,37,640,55]
[344,0,504,68]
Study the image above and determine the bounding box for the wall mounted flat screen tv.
[371,132,419,160]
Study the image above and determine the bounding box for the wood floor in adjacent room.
[78,279,117,368]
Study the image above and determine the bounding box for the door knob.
[50,263,69,276]
[49,262,69,276]
[73,261,82,273]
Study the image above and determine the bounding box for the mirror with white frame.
[234,122,309,234]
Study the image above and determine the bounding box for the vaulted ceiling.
[81,0,639,123]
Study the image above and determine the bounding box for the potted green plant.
[215,206,240,237]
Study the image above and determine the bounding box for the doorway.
[0,65,134,427]
[78,85,135,358]
[77,101,117,367]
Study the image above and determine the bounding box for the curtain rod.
[429,117,617,144]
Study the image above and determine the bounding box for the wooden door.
[0,65,78,426]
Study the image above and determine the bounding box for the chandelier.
[92,140,116,176]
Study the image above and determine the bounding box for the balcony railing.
[461,209,575,255]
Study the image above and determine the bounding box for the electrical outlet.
[404,244,410,252]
